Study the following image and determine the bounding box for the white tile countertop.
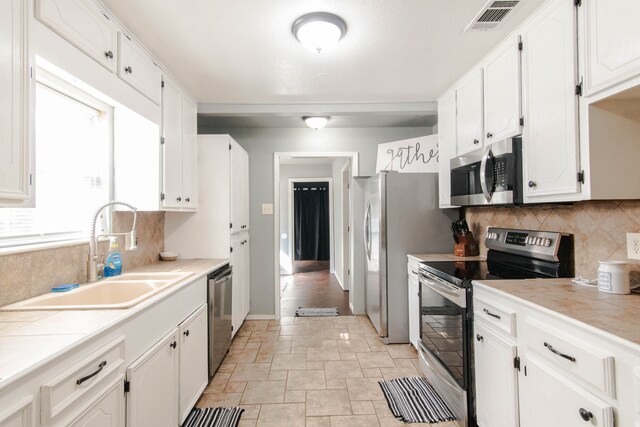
[0,258,228,390]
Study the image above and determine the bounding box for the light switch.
[262,203,273,215]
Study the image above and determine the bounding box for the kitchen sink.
[0,272,193,311]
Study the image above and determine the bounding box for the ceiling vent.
[465,0,521,31]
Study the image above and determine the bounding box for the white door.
[230,235,243,336]
[407,268,420,348]
[342,167,350,289]
[522,0,580,202]
[117,34,162,105]
[483,36,522,144]
[161,75,183,209]
[69,377,125,427]
[0,0,31,207]
[456,68,484,155]
[181,94,198,210]
[230,140,244,234]
[242,235,251,319]
[36,0,118,72]
[520,354,614,427]
[474,323,519,427]
[584,0,640,95]
[178,305,208,424]
[437,91,457,208]
[126,329,179,427]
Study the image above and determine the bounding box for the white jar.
[597,261,630,294]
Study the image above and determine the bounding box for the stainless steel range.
[416,227,574,427]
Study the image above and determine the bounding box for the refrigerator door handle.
[364,203,371,260]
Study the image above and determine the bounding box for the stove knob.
[544,238,552,247]
[536,237,544,246]
[527,237,534,245]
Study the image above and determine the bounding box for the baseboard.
[245,314,276,320]
[349,302,354,313]
[335,274,344,290]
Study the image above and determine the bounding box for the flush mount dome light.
[292,12,347,53]
[303,116,330,130]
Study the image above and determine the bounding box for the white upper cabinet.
[36,0,118,73]
[437,91,457,208]
[456,68,484,155]
[161,74,183,210]
[0,0,32,207]
[117,34,162,105]
[583,0,640,96]
[483,36,522,144]
[521,0,580,202]
[181,94,198,210]
[230,140,249,233]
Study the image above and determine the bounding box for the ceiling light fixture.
[303,116,330,130]
[292,12,347,53]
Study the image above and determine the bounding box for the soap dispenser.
[103,237,123,277]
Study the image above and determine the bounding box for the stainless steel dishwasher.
[208,264,232,377]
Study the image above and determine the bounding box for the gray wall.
[198,126,434,316]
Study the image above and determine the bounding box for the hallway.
[196,316,456,426]
[280,261,352,317]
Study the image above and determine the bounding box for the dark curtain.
[294,182,330,261]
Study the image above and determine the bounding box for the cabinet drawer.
[474,297,516,337]
[525,320,615,397]
[41,337,125,421]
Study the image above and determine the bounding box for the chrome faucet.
[88,201,138,282]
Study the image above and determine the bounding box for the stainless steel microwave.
[450,137,522,206]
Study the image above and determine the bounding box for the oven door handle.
[479,146,495,203]
[418,269,464,303]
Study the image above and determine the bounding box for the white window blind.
[0,78,112,247]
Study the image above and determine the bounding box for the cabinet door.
[178,305,208,424]
[126,329,179,427]
[117,34,162,104]
[242,150,250,231]
[161,75,183,209]
[474,323,519,427]
[407,268,420,348]
[181,93,198,210]
[522,0,580,202]
[0,0,31,207]
[230,140,244,234]
[69,376,125,427]
[483,37,522,144]
[230,236,243,336]
[584,0,640,95]
[437,92,457,208]
[0,397,32,427]
[36,0,118,72]
[242,236,251,319]
[456,68,484,155]
[520,355,614,427]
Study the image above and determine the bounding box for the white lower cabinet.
[0,397,33,427]
[178,305,208,425]
[407,264,420,348]
[231,234,250,337]
[126,329,179,427]
[473,322,519,427]
[520,355,614,427]
[68,376,125,427]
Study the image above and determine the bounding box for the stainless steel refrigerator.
[363,171,457,343]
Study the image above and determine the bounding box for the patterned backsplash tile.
[466,200,640,280]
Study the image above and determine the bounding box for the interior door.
[364,174,383,336]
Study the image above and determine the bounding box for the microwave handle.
[479,146,495,203]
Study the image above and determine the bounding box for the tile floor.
[196,316,460,427]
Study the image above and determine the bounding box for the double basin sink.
[1,272,193,311]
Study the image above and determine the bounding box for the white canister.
[597,261,630,294]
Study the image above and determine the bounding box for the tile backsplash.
[465,200,640,280]
[0,211,164,308]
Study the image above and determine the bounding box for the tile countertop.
[0,258,228,390]
[473,278,640,349]
[408,253,486,262]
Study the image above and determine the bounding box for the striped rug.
[378,377,456,423]
[183,407,244,427]
[295,307,339,317]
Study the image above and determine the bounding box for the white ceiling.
[100,0,545,105]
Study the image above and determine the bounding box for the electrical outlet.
[626,233,640,260]
[262,203,273,215]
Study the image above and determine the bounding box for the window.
[0,71,113,247]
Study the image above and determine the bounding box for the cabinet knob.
[473,139,479,145]
[104,50,114,59]
[528,181,537,188]
[170,341,177,349]
[125,66,133,73]
[486,132,493,139]
[476,334,484,342]
[177,196,182,202]
[183,330,190,337]
[578,408,593,422]
[185,198,190,203]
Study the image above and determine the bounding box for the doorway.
[274,153,359,319]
